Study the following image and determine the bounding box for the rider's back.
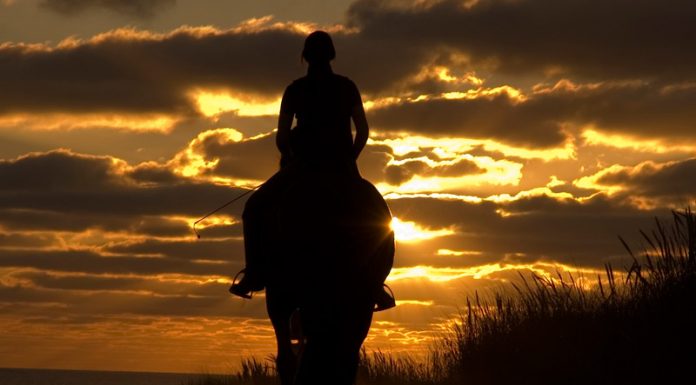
[281,70,361,164]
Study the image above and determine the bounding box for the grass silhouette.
[186,208,696,385]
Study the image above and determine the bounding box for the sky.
[1,0,696,374]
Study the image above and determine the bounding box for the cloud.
[0,248,238,277]
[0,18,443,118]
[0,24,304,115]
[368,92,567,148]
[384,157,483,185]
[171,128,501,192]
[40,0,176,18]
[0,146,658,283]
[578,158,696,205]
[0,149,128,191]
[347,0,696,81]
[171,129,280,182]
[10,270,228,297]
[386,193,659,267]
[4,2,696,148]
[0,149,250,244]
[367,80,696,147]
[105,237,244,261]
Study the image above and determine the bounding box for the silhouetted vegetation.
[182,358,276,385]
[186,208,696,385]
[435,208,696,384]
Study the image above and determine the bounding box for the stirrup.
[229,269,253,299]
[374,284,396,312]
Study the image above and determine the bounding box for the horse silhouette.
[262,168,395,384]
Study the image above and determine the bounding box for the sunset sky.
[2,0,696,374]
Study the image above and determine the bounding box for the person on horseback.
[231,30,393,308]
[230,30,395,385]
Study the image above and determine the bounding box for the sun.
[390,217,455,243]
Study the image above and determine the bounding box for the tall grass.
[356,350,439,385]
[182,358,275,385]
[186,208,696,385]
[436,208,696,384]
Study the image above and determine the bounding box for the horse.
[259,167,395,384]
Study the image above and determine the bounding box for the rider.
[230,31,394,311]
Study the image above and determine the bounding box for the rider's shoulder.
[286,74,358,93]
[332,73,357,87]
[286,77,305,89]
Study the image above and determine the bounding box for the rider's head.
[302,31,335,64]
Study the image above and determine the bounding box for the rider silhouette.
[230,31,394,385]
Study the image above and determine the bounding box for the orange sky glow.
[1,0,695,375]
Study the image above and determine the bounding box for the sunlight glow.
[441,84,526,102]
[390,217,456,242]
[406,64,484,87]
[0,113,178,132]
[376,161,522,193]
[395,300,435,306]
[387,263,604,283]
[383,192,484,203]
[373,148,524,194]
[191,90,280,117]
[436,249,482,256]
[370,133,575,162]
[582,128,696,154]
[171,128,243,178]
[486,187,576,203]
[364,85,526,113]
[573,164,632,195]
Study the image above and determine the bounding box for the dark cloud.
[0,280,265,318]
[192,130,485,186]
[178,129,463,186]
[0,26,303,115]
[597,158,696,203]
[384,157,483,185]
[0,249,239,277]
[357,143,394,182]
[0,149,251,246]
[387,193,659,267]
[4,0,695,148]
[105,238,243,261]
[40,0,176,18]
[369,93,566,147]
[368,81,696,146]
[0,148,658,279]
[12,270,228,297]
[0,150,248,218]
[196,132,280,181]
[0,19,430,116]
[0,232,58,248]
[128,161,182,184]
[347,0,696,81]
[0,149,125,191]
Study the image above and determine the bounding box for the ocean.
[0,368,220,385]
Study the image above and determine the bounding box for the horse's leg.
[294,299,373,385]
[334,301,373,384]
[266,287,298,385]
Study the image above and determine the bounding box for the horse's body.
[253,167,394,384]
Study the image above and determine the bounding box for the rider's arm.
[276,111,293,156]
[276,86,294,157]
[351,83,369,160]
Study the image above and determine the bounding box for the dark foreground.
[0,367,203,385]
[187,208,696,385]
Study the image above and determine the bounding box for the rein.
[192,184,262,239]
